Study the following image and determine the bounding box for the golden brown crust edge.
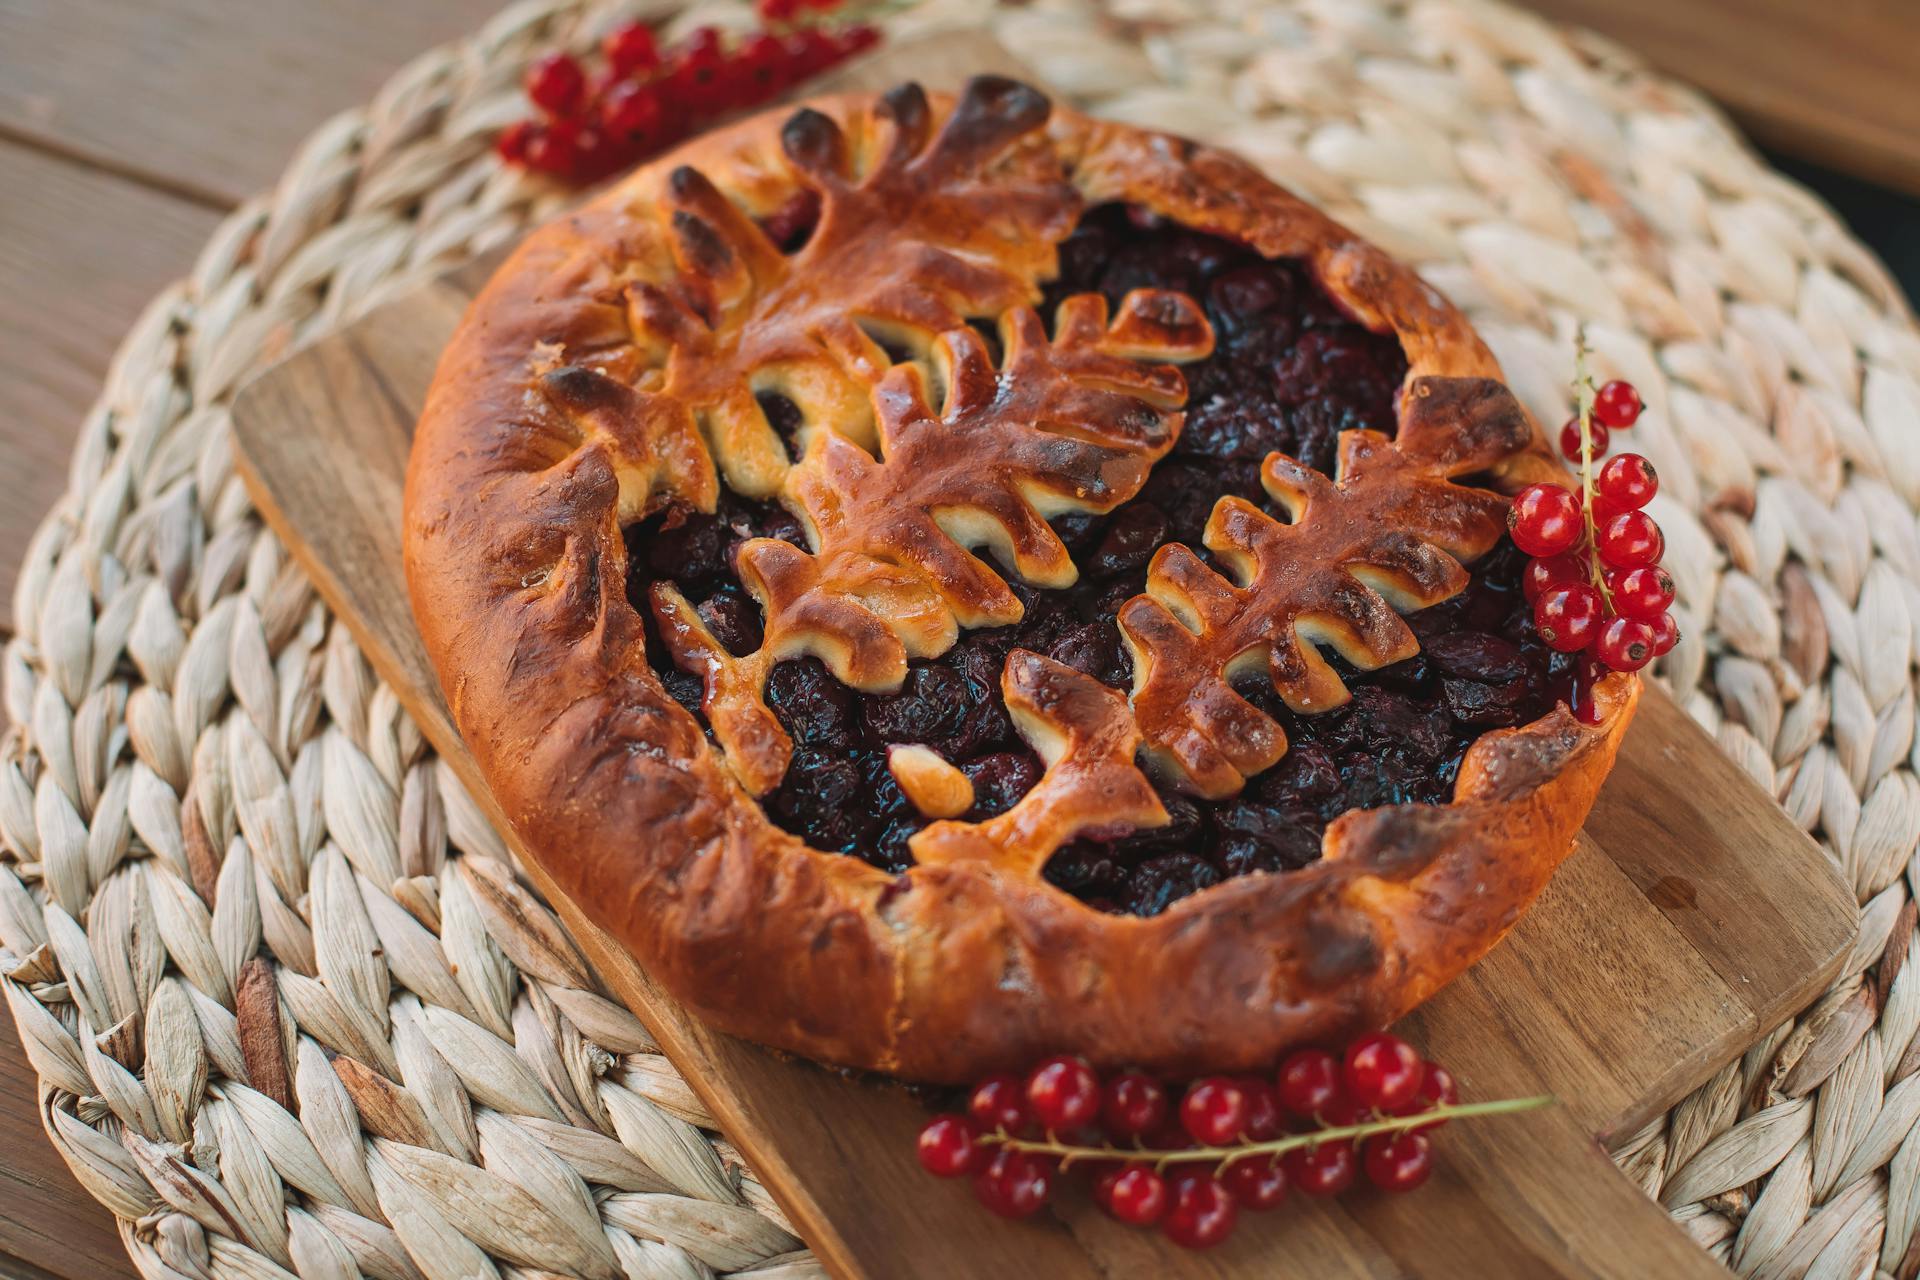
[404,87,1639,1082]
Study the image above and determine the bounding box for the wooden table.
[0,2,1914,1277]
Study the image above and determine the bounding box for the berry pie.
[405,77,1640,1081]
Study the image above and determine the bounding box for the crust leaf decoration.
[1118,377,1534,798]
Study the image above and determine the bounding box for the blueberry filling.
[628,205,1570,914]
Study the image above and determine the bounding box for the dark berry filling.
[629,205,1570,913]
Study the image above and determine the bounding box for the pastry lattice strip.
[1119,377,1536,799]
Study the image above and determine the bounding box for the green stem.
[978,1095,1555,1170]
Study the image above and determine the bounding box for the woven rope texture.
[4,0,1919,1276]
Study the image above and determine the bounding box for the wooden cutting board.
[229,32,1856,1280]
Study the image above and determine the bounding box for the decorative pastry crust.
[405,78,1637,1081]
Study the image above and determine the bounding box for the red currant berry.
[525,52,586,116]
[1162,1170,1238,1250]
[757,0,803,19]
[1096,1164,1168,1226]
[1363,1131,1434,1193]
[733,32,791,102]
[1026,1056,1101,1132]
[1508,483,1582,557]
[916,1115,983,1177]
[1523,552,1585,604]
[1318,1087,1370,1130]
[968,1074,1030,1136]
[1101,1072,1169,1139]
[524,119,582,177]
[834,23,882,56]
[496,120,538,166]
[1559,418,1609,462]
[973,1148,1052,1219]
[1283,1140,1357,1197]
[1593,616,1657,673]
[1649,610,1680,656]
[1593,379,1643,429]
[1595,453,1658,510]
[1534,582,1604,653]
[1344,1032,1424,1112]
[1220,1155,1288,1210]
[1277,1048,1341,1118]
[1610,565,1675,622]
[1596,508,1665,569]
[1181,1077,1250,1146]
[1392,1061,1459,1131]
[1235,1077,1282,1141]
[599,80,664,141]
[603,22,661,79]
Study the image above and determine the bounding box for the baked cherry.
[974,1148,1053,1218]
[1026,1055,1101,1131]
[1534,583,1603,653]
[1181,1077,1251,1146]
[525,52,586,116]
[1649,610,1680,657]
[968,1074,1031,1135]
[1277,1048,1342,1117]
[1559,418,1608,462]
[1595,453,1657,509]
[1523,552,1585,604]
[1363,1131,1434,1192]
[1608,566,1674,622]
[1162,1169,1238,1249]
[1220,1155,1288,1210]
[1344,1032,1424,1111]
[916,1115,983,1177]
[603,22,661,78]
[1593,616,1656,672]
[1282,1140,1357,1197]
[1593,379,1643,429]
[1508,484,1582,557]
[1595,508,1664,569]
[1096,1164,1168,1225]
[1101,1072,1169,1139]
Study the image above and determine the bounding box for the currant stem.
[1572,332,1612,610]
[978,1095,1556,1171]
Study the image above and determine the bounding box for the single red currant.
[1508,483,1582,557]
[1559,418,1609,462]
[525,52,587,116]
[973,1149,1053,1219]
[1220,1155,1288,1210]
[757,0,803,19]
[1277,1048,1341,1118]
[599,80,664,141]
[1181,1077,1250,1146]
[1344,1032,1424,1112]
[1392,1061,1459,1132]
[1101,1072,1168,1139]
[1026,1055,1101,1132]
[1363,1131,1434,1192]
[1235,1077,1282,1141]
[1162,1170,1238,1250]
[1534,583,1604,653]
[1283,1141,1357,1197]
[1318,1088,1370,1130]
[1593,379,1643,429]
[1594,616,1657,672]
[733,32,791,102]
[1596,509,1665,569]
[916,1115,983,1177]
[1595,453,1658,509]
[968,1074,1030,1136]
[1096,1164,1168,1226]
[1649,611,1680,657]
[524,118,583,177]
[496,120,539,166]
[1523,553,1586,604]
[1609,566,1675,622]
[603,22,661,79]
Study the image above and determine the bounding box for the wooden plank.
[228,212,1854,1276]
[0,0,503,205]
[0,1015,138,1280]
[1517,0,1920,197]
[0,138,223,633]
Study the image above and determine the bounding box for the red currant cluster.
[1508,368,1677,722]
[498,4,880,183]
[915,1032,1546,1250]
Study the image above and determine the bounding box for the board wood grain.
[230,244,1856,1280]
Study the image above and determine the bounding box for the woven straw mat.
[5,0,1919,1276]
